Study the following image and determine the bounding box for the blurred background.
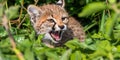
[0,0,120,60]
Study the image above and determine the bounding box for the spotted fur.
[27,0,85,47]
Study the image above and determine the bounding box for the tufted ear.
[27,5,43,24]
[27,5,41,17]
[56,0,65,8]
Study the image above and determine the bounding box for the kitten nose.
[59,25,64,29]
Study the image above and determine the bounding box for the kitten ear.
[27,5,41,17]
[56,0,65,8]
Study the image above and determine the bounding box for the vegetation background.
[0,0,120,60]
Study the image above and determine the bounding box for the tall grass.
[0,0,120,60]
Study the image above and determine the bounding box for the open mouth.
[49,30,62,42]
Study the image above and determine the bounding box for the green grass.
[0,0,120,60]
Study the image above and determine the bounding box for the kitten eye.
[48,19,54,23]
[62,17,67,21]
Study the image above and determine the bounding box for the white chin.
[51,39,59,43]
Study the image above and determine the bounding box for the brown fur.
[27,3,85,47]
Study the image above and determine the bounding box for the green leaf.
[65,39,81,49]
[3,55,18,60]
[70,51,82,60]
[108,0,116,4]
[14,35,25,43]
[33,34,43,47]
[24,49,34,60]
[115,24,120,30]
[117,45,120,52]
[0,4,3,25]
[78,2,107,17]
[89,49,107,59]
[96,40,112,52]
[29,31,36,40]
[45,51,59,60]
[16,39,32,52]
[0,26,7,37]
[113,30,120,39]
[33,47,47,60]
[91,32,104,39]
[104,13,118,39]
[37,34,44,44]
[0,4,3,17]
[60,49,72,60]
[0,50,4,60]
[5,6,19,19]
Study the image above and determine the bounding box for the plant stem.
[2,15,24,60]
[84,22,97,32]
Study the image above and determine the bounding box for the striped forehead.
[40,4,68,17]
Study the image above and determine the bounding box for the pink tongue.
[52,33,60,40]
